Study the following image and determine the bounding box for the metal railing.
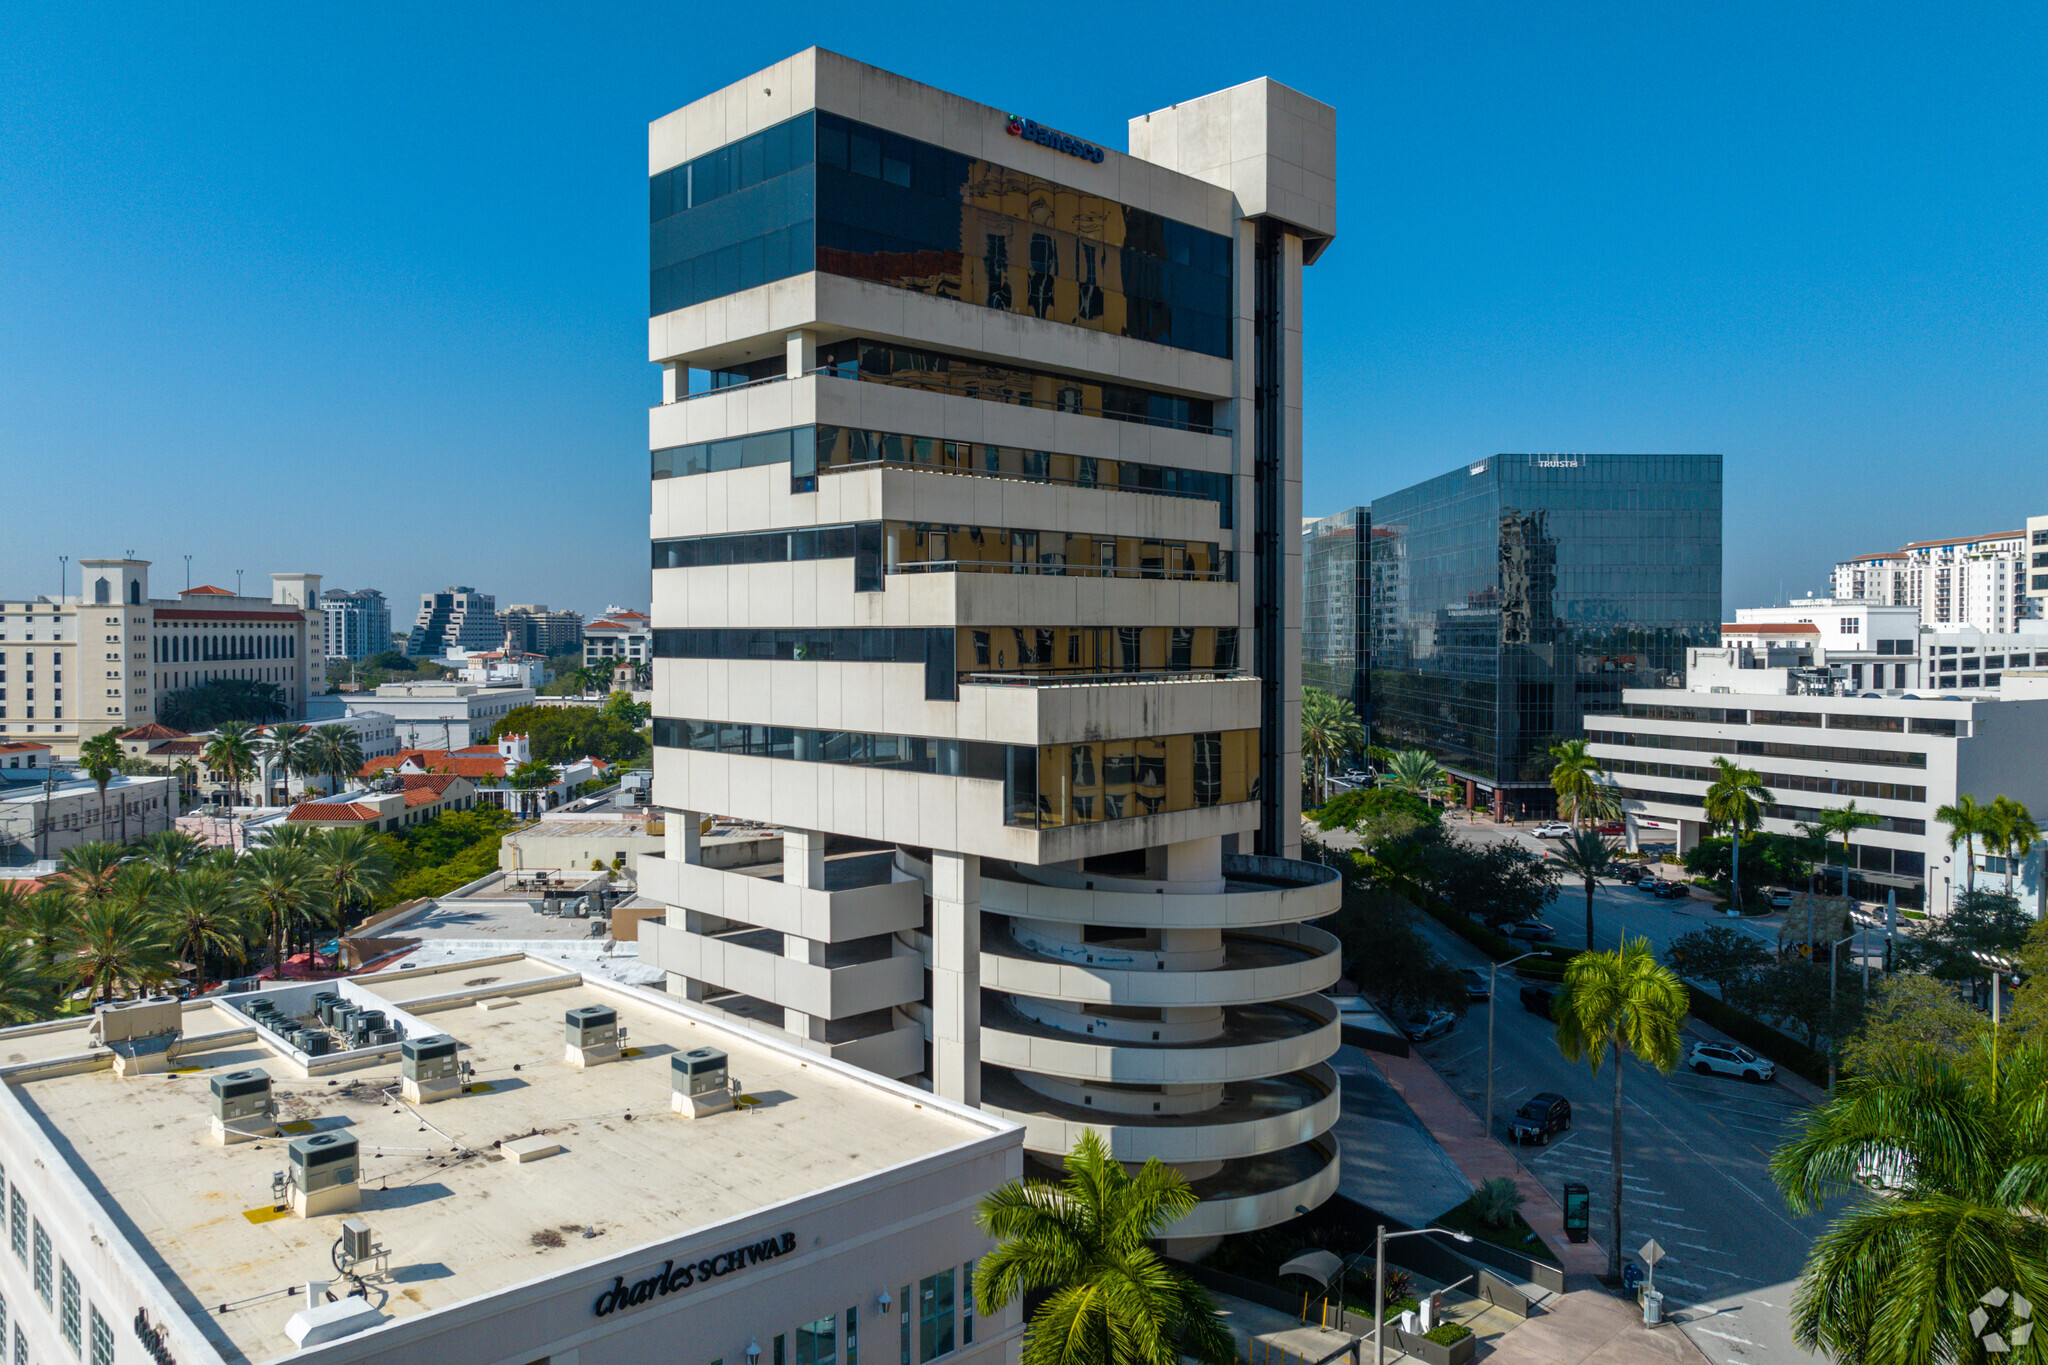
[962,668,1251,688]
[889,560,1232,582]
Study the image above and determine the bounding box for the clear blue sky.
[5,3,2044,619]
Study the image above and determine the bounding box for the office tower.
[1302,507,1370,716]
[321,588,392,660]
[406,587,499,657]
[1369,454,1722,817]
[637,51,1343,1239]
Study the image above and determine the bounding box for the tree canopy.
[491,703,647,765]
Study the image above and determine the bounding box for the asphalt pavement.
[1399,848,1837,1365]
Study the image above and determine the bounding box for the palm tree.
[233,846,323,973]
[256,722,316,806]
[50,842,126,915]
[77,731,123,843]
[1934,793,1989,897]
[1985,795,2040,898]
[1809,801,1881,899]
[1379,748,1450,806]
[1300,687,1363,807]
[1771,1039,2048,1364]
[307,724,365,796]
[159,868,248,987]
[1703,757,1773,914]
[1554,939,1688,1280]
[0,943,50,1025]
[131,829,205,878]
[973,1131,1233,1365]
[11,890,75,986]
[1547,738,1602,828]
[510,761,561,817]
[204,721,258,807]
[308,827,393,941]
[1553,830,1615,950]
[62,902,175,1002]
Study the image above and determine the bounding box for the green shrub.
[1424,1322,1474,1346]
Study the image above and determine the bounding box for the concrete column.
[930,850,981,1107]
[783,828,827,889]
[663,810,702,865]
[1677,819,1704,855]
[785,329,817,378]
[661,362,681,404]
[1156,837,1226,892]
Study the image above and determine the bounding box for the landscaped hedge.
[1415,899,1521,960]
[1683,985,1829,1086]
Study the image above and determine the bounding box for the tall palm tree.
[1547,738,1602,828]
[1300,687,1363,807]
[973,1131,1233,1365]
[307,724,365,796]
[256,722,316,806]
[1553,830,1615,950]
[1812,801,1881,898]
[308,827,393,941]
[234,846,323,973]
[204,721,258,807]
[1703,757,1773,914]
[131,829,205,878]
[1771,1039,2048,1364]
[1985,795,2040,898]
[1934,793,1989,897]
[1379,748,1450,806]
[77,731,123,843]
[49,842,126,915]
[12,890,75,986]
[159,868,248,987]
[0,943,50,1025]
[1554,940,1688,1280]
[62,902,175,1002]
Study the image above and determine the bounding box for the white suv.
[1531,821,1573,838]
[1687,1040,1776,1083]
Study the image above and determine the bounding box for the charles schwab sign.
[592,1230,797,1317]
[1006,115,1105,163]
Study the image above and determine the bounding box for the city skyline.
[8,4,2048,612]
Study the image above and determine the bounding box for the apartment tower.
[637,52,1342,1239]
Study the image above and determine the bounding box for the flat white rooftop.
[4,957,1001,1365]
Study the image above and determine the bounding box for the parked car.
[1461,968,1490,1001]
[1649,880,1688,899]
[1595,821,1626,835]
[1509,1092,1573,1144]
[1532,821,1573,838]
[1519,983,1558,1017]
[1397,1009,1457,1042]
[1612,864,1646,885]
[1505,919,1557,941]
[1766,887,1796,909]
[1687,1040,1776,1083]
[1856,1144,1914,1194]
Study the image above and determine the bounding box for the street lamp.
[1826,929,1857,1097]
[1486,950,1543,1136]
[1375,1225,1473,1365]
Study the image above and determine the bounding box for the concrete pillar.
[661,362,681,404]
[1677,819,1704,855]
[930,850,981,1106]
[783,829,827,889]
[1624,814,1641,854]
[1156,837,1226,892]
[786,329,817,378]
[663,810,702,865]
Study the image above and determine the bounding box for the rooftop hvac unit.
[671,1047,733,1119]
[303,1034,334,1058]
[331,1005,359,1036]
[93,995,186,1077]
[401,1034,461,1104]
[286,1132,360,1218]
[312,993,342,1025]
[563,1005,621,1069]
[209,1067,278,1143]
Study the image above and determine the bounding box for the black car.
[1612,864,1645,885]
[1510,1092,1573,1144]
[1519,983,1557,1017]
[1650,880,1687,899]
[1461,969,1490,1002]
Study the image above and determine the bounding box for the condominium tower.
[405,586,499,656]
[321,587,392,660]
[637,51,1343,1239]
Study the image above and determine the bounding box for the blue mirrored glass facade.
[1368,454,1722,802]
[1302,507,1369,715]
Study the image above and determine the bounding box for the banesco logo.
[1971,1286,2034,1354]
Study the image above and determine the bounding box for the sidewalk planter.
[1332,1311,1477,1365]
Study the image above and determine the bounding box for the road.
[1404,874,1835,1365]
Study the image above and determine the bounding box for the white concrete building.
[321,588,392,661]
[1833,529,2034,631]
[405,586,500,657]
[636,51,1342,1239]
[0,773,176,866]
[1730,600,1924,692]
[0,957,1019,1365]
[1587,647,2048,915]
[0,561,325,760]
[313,681,534,751]
[2027,514,2048,614]
[583,610,653,669]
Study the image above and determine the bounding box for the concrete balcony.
[980,921,1341,1008]
[979,1063,1341,1165]
[640,921,923,1020]
[888,563,1243,630]
[978,854,1343,931]
[1019,1137,1341,1239]
[967,673,1260,748]
[978,992,1340,1086]
[636,852,924,944]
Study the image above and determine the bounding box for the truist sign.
[592,1230,798,1317]
[1006,115,1105,163]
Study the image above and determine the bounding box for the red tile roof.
[0,742,50,754]
[1900,531,2023,550]
[184,585,234,595]
[363,749,506,780]
[286,801,379,822]
[147,739,205,756]
[399,773,464,806]
[119,723,190,742]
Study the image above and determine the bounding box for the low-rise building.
[0,742,53,785]
[1729,600,1924,692]
[0,960,1019,1365]
[0,773,176,865]
[456,648,547,688]
[285,772,478,832]
[361,734,603,813]
[1587,646,2048,915]
[312,680,534,750]
[583,609,652,669]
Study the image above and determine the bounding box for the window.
[961,1265,975,1345]
[846,1307,859,1365]
[88,1308,110,1365]
[899,1284,911,1365]
[919,1269,955,1361]
[57,1264,78,1354]
[32,1223,50,1305]
[1839,618,1860,633]
[797,1316,837,1365]
[15,1323,24,1365]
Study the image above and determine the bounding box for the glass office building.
[1368,454,1721,812]
[1302,507,1369,715]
